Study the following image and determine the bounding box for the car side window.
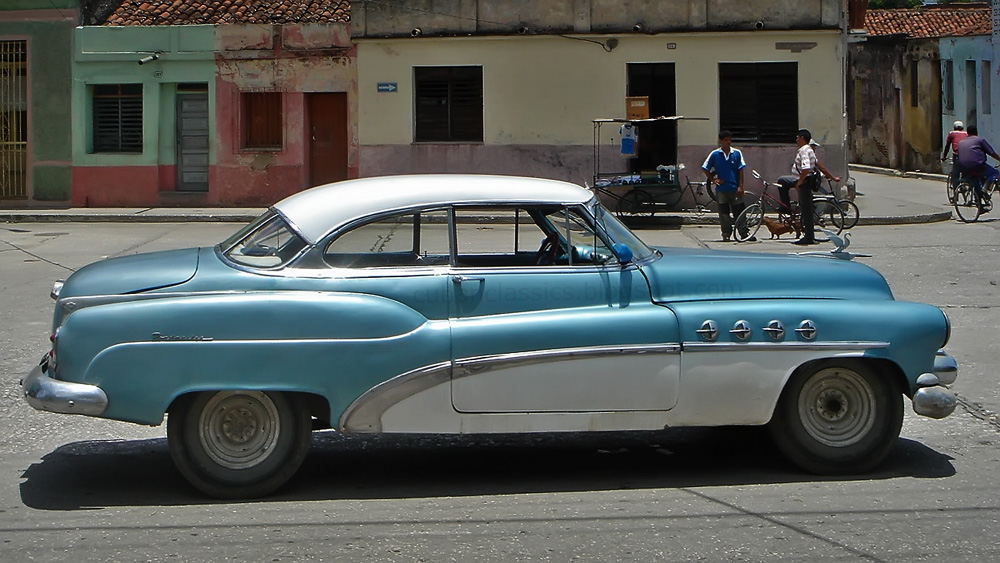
[454,206,614,267]
[323,209,450,268]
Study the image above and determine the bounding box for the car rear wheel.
[168,390,312,498]
[768,361,902,474]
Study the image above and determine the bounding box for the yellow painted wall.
[357,30,845,148]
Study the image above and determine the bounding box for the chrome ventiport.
[763,319,785,341]
[795,320,817,340]
[729,320,752,341]
[696,320,719,342]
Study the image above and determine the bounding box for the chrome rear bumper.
[21,358,108,417]
[911,350,959,420]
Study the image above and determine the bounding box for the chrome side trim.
[22,360,108,417]
[340,361,452,433]
[454,344,682,379]
[682,341,890,351]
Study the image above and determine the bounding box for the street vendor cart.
[592,116,712,218]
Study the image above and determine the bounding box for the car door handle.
[452,275,484,284]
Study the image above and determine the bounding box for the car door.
[448,205,681,413]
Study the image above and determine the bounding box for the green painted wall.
[73,26,216,167]
[0,6,76,200]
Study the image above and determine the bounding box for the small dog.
[761,216,801,239]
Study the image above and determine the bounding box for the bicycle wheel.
[945,170,956,204]
[830,200,859,230]
[953,182,981,223]
[705,182,717,203]
[813,204,844,238]
[734,204,763,242]
[616,189,655,218]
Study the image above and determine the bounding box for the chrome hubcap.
[798,368,876,447]
[199,391,280,470]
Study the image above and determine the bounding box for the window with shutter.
[414,66,483,142]
[719,63,798,144]
[92,84,143,153]
[242,92,283,150]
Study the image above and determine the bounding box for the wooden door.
[307,93,348,186]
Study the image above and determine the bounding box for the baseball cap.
[954,120,964,129]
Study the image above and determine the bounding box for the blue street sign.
[377,82,398,93]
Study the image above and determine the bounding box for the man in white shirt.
[776,129,820,245]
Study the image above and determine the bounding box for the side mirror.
[612,243,633,264]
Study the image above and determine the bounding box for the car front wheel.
[768,361,902,474]
[168,390,312,498]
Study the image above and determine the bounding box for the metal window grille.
[93,84,143,153]
[0,40,27,198]
[242,92,282,149]
[719,62,798,143]
[414,66,483,142]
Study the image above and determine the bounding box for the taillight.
[48,330,59,373]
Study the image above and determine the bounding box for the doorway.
[307,92,348,186]
[627,63,677,173]
[175,84,209,192]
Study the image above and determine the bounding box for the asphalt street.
[0,215,997,562]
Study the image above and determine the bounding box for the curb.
[849,164,947,182]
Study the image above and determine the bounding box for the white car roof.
[273,174,596,243]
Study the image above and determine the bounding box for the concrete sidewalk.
[0,168,954,225]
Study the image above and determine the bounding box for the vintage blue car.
[22,174,957,497]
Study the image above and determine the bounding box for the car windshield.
[219,210,308,268]
[591,202,656,262]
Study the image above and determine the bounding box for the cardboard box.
[625,96,649,120]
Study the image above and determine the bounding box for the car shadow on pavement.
[19,427,955,510]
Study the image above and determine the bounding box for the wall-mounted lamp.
[754,21,765,30]
[632,23,644,33]
[137,53,160,65]
[411,28,422,37]
[517,26,529,35]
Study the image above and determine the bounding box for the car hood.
[640,247,894,303]
[59,248,200,298]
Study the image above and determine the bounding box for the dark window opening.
[627,62,677,172]
[414,66,483,142]
[719,62,798,143]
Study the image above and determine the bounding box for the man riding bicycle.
[956,125,1000,204]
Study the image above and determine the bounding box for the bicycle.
[944,159,960,204]
[953,173,997,223]
[815,177,860,230]
[734,171,845,242]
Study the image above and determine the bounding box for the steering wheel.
[534,232,560,265]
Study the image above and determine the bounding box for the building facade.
[0,0,76,203]
[353,0,852,190]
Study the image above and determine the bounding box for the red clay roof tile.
[104,0,350,26]
[864,4,991,38]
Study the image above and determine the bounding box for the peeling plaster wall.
[213,24,358,206]
[849,37,942,173]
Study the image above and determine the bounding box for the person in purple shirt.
[957,125,1000,201]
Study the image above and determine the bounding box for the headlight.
[51,280,64,301]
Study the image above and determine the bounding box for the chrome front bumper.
[21,358,108,417]
[911,350,959,420]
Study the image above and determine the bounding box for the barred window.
[414,66,483,142]
[719,63,798,143]
[93,84,143,153]
[243,92,283,150]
